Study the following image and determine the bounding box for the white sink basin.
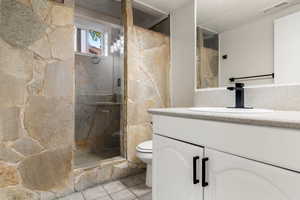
[189,107,273,114]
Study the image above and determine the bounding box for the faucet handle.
[227,86,235,91]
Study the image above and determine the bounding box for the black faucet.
[227,83,246,108]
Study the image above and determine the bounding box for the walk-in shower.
[73,0,168,170]
[74,16,124,169]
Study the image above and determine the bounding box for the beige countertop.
[148,108,300,129]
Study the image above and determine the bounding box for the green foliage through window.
[89,30,103,42]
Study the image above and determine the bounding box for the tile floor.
[58,173,152,200]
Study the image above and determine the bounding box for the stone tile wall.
[73,159,144,193]
[0,0,75,199]
[126,26,171,162]
[196,28,219,89]
[122,0,171,163]
[75,54,115,96]
[197,47,219,89]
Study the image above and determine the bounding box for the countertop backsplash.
[194,84,300,111]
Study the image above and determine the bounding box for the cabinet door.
[153,135,204,200]
[205,149,300,200]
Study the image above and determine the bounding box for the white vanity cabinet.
[154,135,300,200]
[153,135,204,200]
[152,114,300,200]
[205,149,300,200]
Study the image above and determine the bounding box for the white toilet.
[136,140,152,187]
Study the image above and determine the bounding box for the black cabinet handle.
[202,157,209,187]
[193,156,200,184]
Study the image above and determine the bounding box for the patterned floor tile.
[94,195,113,200]
[82,185,108,200]
[129,184,151,197]
[103,181,127,194]
[58,192,85,200]
[136,173,146,182]
[121,174,144,188]
[59,174,151,200]
[110,189,136,200]
[138,193,152,200]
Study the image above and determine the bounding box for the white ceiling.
[197,0,300,32]
[134,0,189,14]
[134,0,300,33]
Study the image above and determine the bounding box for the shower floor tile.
[74,148,120,169]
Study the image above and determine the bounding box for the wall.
[274,11,300,84]
[194,84,300,111]
[123,0,171,163]
[151,16,170,36]
[170,0,196,107]
[219,4,300,87]
[126,26,171,162]
[0,0,75,199]
[75,54,114,96]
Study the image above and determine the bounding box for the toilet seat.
[136,140,152,153]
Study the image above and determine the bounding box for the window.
[88,30,104,51]
[75,28,108,57]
